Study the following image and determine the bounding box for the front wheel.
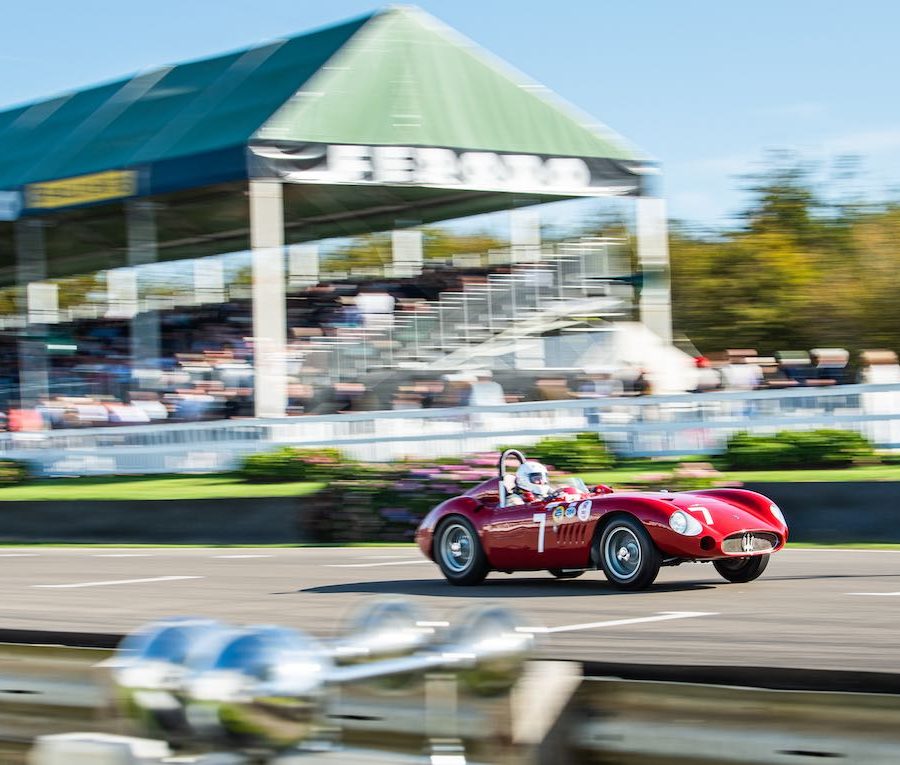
[434,518,489,586]
[548,569,584,580]
[599,517,661,590]
[713,554,770,583]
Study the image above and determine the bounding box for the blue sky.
[1,0,897,227]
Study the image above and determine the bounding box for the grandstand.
[0,6,672,425]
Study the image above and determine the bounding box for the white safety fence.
[3,383,900,476]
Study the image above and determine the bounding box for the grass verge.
[3,463,900,504]
[0,474,325,501]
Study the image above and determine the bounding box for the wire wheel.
[598,516,661,590]
[714,554,770,583]
[435,518,489,586]
[605,526,642,582]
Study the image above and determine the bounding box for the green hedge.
[0,459,30,485]
[237,447,348,483]
[528,432,614,472]
[725,429,876,470]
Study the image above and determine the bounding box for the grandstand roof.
[0,6,651,211]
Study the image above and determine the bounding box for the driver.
[506,461,551,505]
[507,461,582,505]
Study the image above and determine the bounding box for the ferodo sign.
[248,142,648,196]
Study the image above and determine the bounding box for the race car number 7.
[532,512,546,553]
[688,506,714,525]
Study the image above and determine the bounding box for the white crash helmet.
[515,461,551,497]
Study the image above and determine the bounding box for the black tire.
[434,517,489,586]
[599,516,661,590]
[548,569,584,579]
[713,554,770,583]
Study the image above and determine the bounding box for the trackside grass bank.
[0,475,326,501]
[5,464,900,502]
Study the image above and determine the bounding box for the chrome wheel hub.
[440,523,473,574]
[605,527,642,581]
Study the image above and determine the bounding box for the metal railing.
[3,382,900,476]
[6,639,900,765]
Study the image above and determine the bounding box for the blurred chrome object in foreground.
[60,601,536,764]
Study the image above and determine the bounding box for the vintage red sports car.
[415,449,788,590]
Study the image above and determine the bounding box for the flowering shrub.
[301,454,499,543]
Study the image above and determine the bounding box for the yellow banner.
[26,170,136,210]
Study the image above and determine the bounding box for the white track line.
[847,592,900,596]
[92,553,152,558]
[0,553,38,557]
[520,611,717,635]
[327,560,430,568]
[213,554,274,559]
[33,576,203,589]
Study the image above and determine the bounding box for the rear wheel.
[435,518,489,586]
[599,517,661,590]
[714,554,770,583]
[548,569,584,580]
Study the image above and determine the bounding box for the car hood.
[609,491,773,536]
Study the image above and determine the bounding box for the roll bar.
[498,449,526,507]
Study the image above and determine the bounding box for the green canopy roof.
[257,6,642,161]
[0,13,372,194]
[0,6,651,209]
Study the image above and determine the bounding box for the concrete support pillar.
[26,282,58,325]
[193,258,225,304]
[288,243,319,289]
[391,229,423,278]
[249,180,287,418]
[635,195,673,346]
[105,267,138,319]
[126,200,160,364]
[510,207,541,263]
[15,219,49,407]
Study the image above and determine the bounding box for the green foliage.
[319,228,505,273]
[725,430,875,470]
[668,152,900,356]
[237,447,347,483]
[529,432,614,472]
[0,459,31,485]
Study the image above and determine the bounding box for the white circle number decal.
[577,499,592,522]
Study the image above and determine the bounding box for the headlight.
[669,510,702,536]
[770,503,786,525]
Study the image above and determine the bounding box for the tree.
[670,153,899,358]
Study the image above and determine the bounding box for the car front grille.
[722,531,778,555]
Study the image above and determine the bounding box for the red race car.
[415,449,788,590]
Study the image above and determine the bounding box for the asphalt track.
[1,546,899,675]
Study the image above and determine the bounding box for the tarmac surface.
[1,546,899,674]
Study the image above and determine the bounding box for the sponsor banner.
[25,169,137,211]
[0,190,22,221]
[248,141,654,196]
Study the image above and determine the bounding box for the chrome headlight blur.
[669,510,702,536]
[770,503,787,526]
